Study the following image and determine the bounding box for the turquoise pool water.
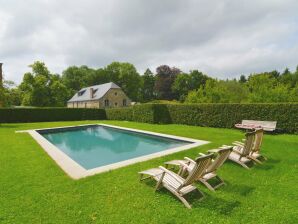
[39,125,190,169]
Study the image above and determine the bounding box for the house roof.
[68,82,121,102]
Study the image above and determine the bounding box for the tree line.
[1,61,298,107]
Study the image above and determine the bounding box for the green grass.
[0,121,297,223]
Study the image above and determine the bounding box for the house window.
[78,90,86,96]
[115,102,118,106]
[114,92,117,96]
[85,103,87,108]
[123,99,127,106]
[104,99,109,107]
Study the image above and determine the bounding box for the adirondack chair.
[249,128,267,163]
[226,131,256,169]
[165,146,233,191]
[139,154,213,209]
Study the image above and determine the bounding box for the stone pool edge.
[16,124,210,180]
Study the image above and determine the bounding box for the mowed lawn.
[0,121,297,224]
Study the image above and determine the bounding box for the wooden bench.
[235,120,277,132]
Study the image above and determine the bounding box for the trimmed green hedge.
[1,104,297,133]
[106,103,298,133]
[106,107,133,121]
[0,108,106,123]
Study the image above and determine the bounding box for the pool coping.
[16,124,210,179]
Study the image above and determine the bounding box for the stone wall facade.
[67,88,131,109]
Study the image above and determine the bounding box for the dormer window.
[78,90,86,96]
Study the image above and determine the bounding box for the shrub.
[106,107,133,121]
[0,108,106,123]
[1,104,297,133]
[105,103,298,133]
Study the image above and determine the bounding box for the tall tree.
[62,65,94,95]
[189,70,209,89]
[239,75,247,83]
[141,69,156,102]
[154,65,180,100]
[19,61,69,107]
[105,62,142,101]
[172,73,191,101]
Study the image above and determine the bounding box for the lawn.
[0,121,297,223]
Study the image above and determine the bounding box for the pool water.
[39,125,190,170]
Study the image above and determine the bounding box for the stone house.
[67,82,131,108]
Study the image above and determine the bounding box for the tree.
[141,69,156,102]
[172,73,191,101]
[154,65,181,100]
[19,61,69,107]
[104,62,142,101]
[247,74,291,102]
[185,79,248,103]
[239,75,247,83]
[62,66,94,95]
[189,70,210,89]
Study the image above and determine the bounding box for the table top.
[235,123,262,130]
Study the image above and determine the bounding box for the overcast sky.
[1,0,298,83]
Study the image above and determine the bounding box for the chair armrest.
[233,142,244,147]
[158,166,184,184]
[220,145,230,148]
[234,141,244,145]
[184,157,196,164]
[177,160,190,169]
[207,149,220,153]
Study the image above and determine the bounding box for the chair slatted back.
[181,154,213,187]
[206,147,233,173]
[242,131,256,156]
[252,129,264,153]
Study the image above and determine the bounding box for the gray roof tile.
[68,82,121,102]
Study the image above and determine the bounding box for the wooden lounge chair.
[226,131,255,169]
[165,146,233,191]
[138,154,213,209]
[249,128,267,163]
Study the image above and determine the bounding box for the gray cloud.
[0,0,298,83]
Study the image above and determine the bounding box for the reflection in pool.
[39,125,190,169]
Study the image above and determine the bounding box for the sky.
[0,0,298,84]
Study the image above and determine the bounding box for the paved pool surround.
[17,124,209,179]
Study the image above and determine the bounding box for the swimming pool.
[24,124,209,179]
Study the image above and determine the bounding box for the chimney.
[0,63,3,88]
[90,88,94,98]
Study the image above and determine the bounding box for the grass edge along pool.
[25,124,209,179]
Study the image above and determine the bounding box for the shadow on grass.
[255,164,275,170]
[266,158,281,164]
[0,124,22,129]
[221,181,255,196]
[193,192,241,215]
[253,158,281,170]
[140,178,240,214]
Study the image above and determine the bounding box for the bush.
[106,103,298,133]
[106,107,133,121]
[0,108,106,123]
[1,104,297,133]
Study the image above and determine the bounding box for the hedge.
[106,103,298,133]
[1,104,297,133]
[0,108,106,123]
